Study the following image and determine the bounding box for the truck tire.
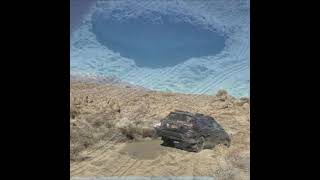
[161,137,174,146]
[191,136,205,152]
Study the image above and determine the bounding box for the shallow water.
[119,139,167,160]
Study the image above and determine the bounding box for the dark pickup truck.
[154,110,230,152]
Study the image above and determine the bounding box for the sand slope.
[70,80,250,179]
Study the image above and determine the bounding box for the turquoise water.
[70,0,250,97]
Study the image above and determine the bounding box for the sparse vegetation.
[70,80,249,179]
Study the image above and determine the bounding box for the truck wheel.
[192,137,205,152]
[161,137,174,146]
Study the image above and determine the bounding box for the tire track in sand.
[71,132,121,176]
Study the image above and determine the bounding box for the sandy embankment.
[70,80,250,179]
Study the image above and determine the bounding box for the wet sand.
[119,139,167,160]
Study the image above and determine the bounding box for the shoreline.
[70,74,250,99]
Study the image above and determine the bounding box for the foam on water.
[70,0,250,97]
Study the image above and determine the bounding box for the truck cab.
[154,110,230,152]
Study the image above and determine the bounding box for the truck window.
[195,118,217,128]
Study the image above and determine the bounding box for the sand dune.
[70,80,250,179]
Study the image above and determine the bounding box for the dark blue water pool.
[91,10,226,68]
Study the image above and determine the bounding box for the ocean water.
[70,0,250,97]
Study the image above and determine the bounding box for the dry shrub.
[70,104,79,119]
[234,97,250,106]
[216,89,228,96]
[215,166,237,180]
[117,122,157,141]
[70,121,94,161]
[85,112,117,128]
[118,124,143,140]
[142,127,157,138]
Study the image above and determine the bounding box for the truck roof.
[172,110,193,115]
